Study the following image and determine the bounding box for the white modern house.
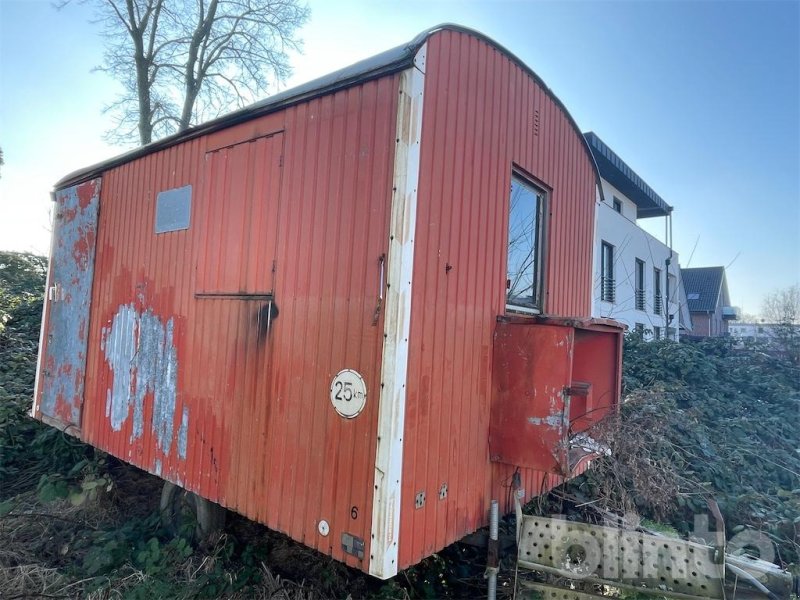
[585,132,687,341]
[729,322,796,344]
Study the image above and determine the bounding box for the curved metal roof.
[56,24,604,197]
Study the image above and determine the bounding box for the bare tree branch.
[61,0,309,145]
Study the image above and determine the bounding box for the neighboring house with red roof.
[681,266,739,337]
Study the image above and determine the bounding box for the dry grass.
[0,491,109,598]
[0,465,333,600]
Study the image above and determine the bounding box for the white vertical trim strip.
[31,194,58,418]
[369,44,426,580]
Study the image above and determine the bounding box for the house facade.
[729,322,782,343]
[586,132,683,341]
[681,266,739,337]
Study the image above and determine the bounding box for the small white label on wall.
[330,369,367,418]
[318,520,330,536]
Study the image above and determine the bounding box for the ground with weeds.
[1,250,798,598]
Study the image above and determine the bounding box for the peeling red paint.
[54,392,73,423]
[61,206,78,223]
[77,180,97,209]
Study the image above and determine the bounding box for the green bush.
[0,251,96,498]
[563,334,800,565]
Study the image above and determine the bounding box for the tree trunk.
[179,0,218,132]
[126,0,153,145]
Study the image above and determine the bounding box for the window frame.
[505,171,547,315]
[653,267,663,315]
[600,241,615,303]
[612,197,622,213]
[635,258,646,311]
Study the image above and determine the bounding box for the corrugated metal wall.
[81,76,400,569]
[399,29,598,568]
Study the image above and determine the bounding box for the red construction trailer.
[33,24,623,579]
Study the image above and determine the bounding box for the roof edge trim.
[55,23,604,198]
[583,131,672,217]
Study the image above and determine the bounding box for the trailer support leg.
[486,499,499,600]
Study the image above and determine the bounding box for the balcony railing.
[601,277,615,303]
[653,294,663,315]
[635,289,646,311]
[722,306,740,320]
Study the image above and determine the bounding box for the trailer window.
[506,174,545,313]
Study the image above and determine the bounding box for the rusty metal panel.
[60,76,400,574]
[400,28,600,569]
[34,179,101,428]
[489,322,573,471]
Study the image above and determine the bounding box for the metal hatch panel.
[490,322,573,472]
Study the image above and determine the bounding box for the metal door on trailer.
[34,179,101,429]
[191,132,285,512]
[197,132,284,297]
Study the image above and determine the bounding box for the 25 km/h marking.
[330,369,367,418]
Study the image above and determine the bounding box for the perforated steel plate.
[517,581,608,600]
[517,516,723,599]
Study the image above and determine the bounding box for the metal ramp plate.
[517,581,609,600]
[517,516,724,599]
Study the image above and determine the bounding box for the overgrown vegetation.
[1,249,797,597]
[0,251,96,498]
[551,334,800,566]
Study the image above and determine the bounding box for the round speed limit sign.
[330,369,367,418]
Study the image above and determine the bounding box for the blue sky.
[1,0,798,315]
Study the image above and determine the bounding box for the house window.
[634,323,645,337]
[653,268,663,315]
[635,259,646,310]
[601,241,615,303]
[612,197,622,213]
[506,174,545,312]
[653,325,662,340]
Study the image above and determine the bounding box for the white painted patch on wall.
[101,303,185,458]
[527,415,562,428]
[178,406,190,459]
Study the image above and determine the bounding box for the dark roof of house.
[583,132,672,219]
[55,24,603,196]
[682,266,729,313]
